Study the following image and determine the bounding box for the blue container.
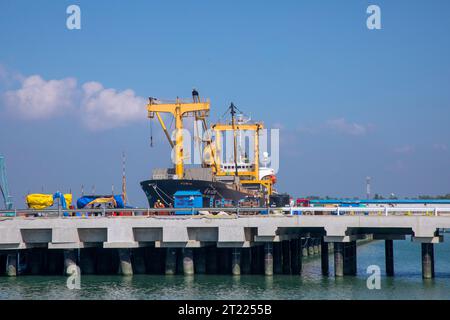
[174,190,203,215]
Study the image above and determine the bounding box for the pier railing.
[1,206,450,218]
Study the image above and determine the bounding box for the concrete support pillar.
[301,238,308,257]
[220,248,231,274]
[290,239,300,274]
[250,246,259,274]
[328,242,334,253]
[206,247,218,274]
[194,248,206,274]
[118,249,133,276]
[64,249,78,276]
[421,243,435,279]
[321,238,329,275]
[165,248,177,275]
[47,250,63,275]
[343,241,357,276]
[132,248,147,274]
[79,248,96,275]
[29,249,43,275]
[231,248,241,276]
[176,248,184,274]
[308,238,315,256]
[314,238,320,255]
[241,248,251,274]
[282,240,291,274]
[264,243,274,276]
[6,252,17,277]
[334,242,344,277]
[385,240,394,277]
[182,248,194,275]
[273,242,282,274]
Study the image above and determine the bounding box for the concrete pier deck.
[0,214,448,250]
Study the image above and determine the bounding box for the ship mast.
[230,103,239,179]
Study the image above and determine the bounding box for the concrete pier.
[290,239,301,274]
[321,238,329,275]
[301,238,308,257]
[206,246,218,274]
[6,253,17,277]
[132,248,147,274]
[343,241,357,276]
[1,212,449,279]
[240,248,251,274]
[421,243,435,279]
[182,248,194,275]
[165,248,177,275]
[96,249,117,274]
[282,240,291,274]
[251,245,263,274]
[231,248,241,276]
[313,239,320,255]
[64,249,78,276]
[273,242,282,274]
[194,248,206,274]
[29,249,44,275]
[385,240,394,276]
[334,242,344,277]
[264,243,274,276]
[308,239,315,256]
[118,249,133,276]
[79,248,96,275]
[47,250,62,275]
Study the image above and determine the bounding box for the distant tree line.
[303,194,450,200]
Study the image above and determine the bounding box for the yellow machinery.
[147,93,274,199]
[147,97,210,178]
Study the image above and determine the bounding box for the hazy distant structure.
[366,176,371,199]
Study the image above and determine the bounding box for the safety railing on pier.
[1,206,450,218]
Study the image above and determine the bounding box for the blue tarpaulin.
[76,195,125,209]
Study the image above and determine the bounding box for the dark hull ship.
[140,94,276,209]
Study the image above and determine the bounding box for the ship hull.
[140,179,255,208]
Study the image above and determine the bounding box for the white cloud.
[3,75,78,119]
[80,82,147,130]
[1,70,148,130]
[326,118,369,136]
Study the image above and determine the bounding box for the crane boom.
[147,97,210,178]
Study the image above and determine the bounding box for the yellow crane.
[147,96,210,178]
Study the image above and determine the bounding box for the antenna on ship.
[230,103,240,180]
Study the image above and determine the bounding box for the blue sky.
[1,0,450,207]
